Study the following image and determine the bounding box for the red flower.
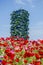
[5,49,10,53]
[3,42,8,47]
[7,61,12,64]
[7,52,15,60]
[39,51,43,55]
[15,46,22,52]
[24,60,28,63]
[15,58,19,62]
[24,40,28,45]
[40,55,43,58]
[6,37,11,40]
[35,61,41,65]
[24,51,34,58]
[19,38,24,41]
[39,40,43,44]
[35,53,40,59]
[40,46,43,50]
[0,43,3,46]
[4,55,8,60]
[1,37,5,41]
[2,60,7,65]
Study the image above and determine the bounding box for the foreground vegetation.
[0,36,43,65]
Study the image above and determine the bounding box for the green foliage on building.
[10,9,29,39]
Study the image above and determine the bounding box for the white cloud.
[15,0,25,5]
[15,0,35,8]
[27,0,35,8]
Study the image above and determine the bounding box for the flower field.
[0,37,43,65]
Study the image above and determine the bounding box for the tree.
[10,9,29,39]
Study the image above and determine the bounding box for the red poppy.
[5,49,10,53]
[15,58,19,62]
[24,40,28,45]
[24,60,28,63]
[0,43,3,46]
[2,60,7,65]
[39,51,43,55]
[35,61,41,65]
[7,52,15,60]
[4,55,8,60]
[1,37,5,41]
[24,51,34,58]
[3,42,8,47]
[39,40,43,44]
[40,46,43,50]
[35,53,40,59]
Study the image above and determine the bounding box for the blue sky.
[0,0,43,40]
